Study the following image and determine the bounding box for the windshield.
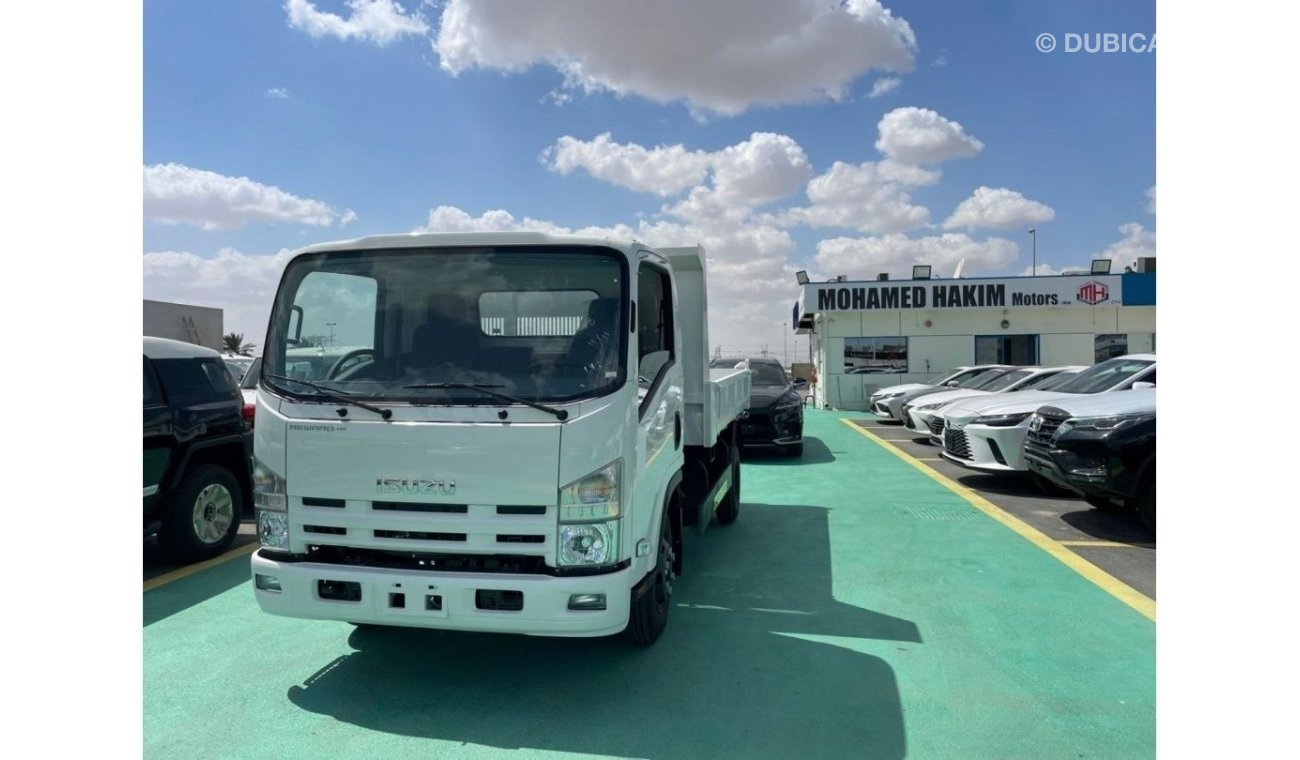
[264,246,627,403]
[952,367,1002,388]
[749,363,788,386]
[240,357,261,390]
[1018,369,1073,391]
[1053,358,1154,394]
[979,368,1034,392]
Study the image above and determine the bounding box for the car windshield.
[223,356,253,380]
[748,363,787,386]
[952,367,1002,387]
[1018,370,1073,391]
[979,368,1034,392]
[240,357,261,390]
[1053,358,1154,394]
[263,246,627,403]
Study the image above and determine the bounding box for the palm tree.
[221,332,256,355]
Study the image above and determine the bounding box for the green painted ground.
[144,410,1155,759]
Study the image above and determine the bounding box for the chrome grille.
[1026,407,1070,447]
[944,428,972,459]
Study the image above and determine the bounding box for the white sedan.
[938,354,1156,473]
[868,365,1009,420]
[902,366,1086,441]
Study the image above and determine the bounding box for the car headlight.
[773,393,802,411]
[1059,412,1154,435]
[973,411,1033,427]
[558,461,622,566]
[916,401,947,412]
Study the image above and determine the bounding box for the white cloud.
[1146,185,1156,215]
[942,186,1055,231]
[708,133,812,206]
[265,87,290,98]
[771,159,935,233]
[1018,262,1089,277]
[543,133,712,196]
[815,233,1019,279]
[433,0,916,116]
[285,0,428,46]
[875,106,984,165]
[144,247,299,343]
[1097,222,1156,267]
[868,77,901,98]
[144,163,351,230]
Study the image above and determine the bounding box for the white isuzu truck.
[250,232,750,645]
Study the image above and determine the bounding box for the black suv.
[144,337,252,561]
[711,357,806,457]
[1023,395,1156,532]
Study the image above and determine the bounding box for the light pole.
[1028,228,1037,276]
[326,322,337,346]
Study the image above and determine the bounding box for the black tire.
[716,445,741,525]
[623,505,675,645]
[1136,477,1155,533]
[1084,494,1127,512]
[158,463,243,562]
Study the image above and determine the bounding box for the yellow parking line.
[1060,540,1157,549]
[143,542,257,592]
[841,419,1156,622]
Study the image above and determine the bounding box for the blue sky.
[143,0,1155,358]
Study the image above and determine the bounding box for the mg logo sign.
[1077,281,1109,305]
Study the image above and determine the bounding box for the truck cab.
[250,233,748,645]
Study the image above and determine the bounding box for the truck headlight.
[558,461,621,566]
[257,510,290,550]
[559,460,621,522]
[253,458,286,510]
[558,522,619,566]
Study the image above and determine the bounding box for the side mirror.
[793,378,808,389]
[945,380,959,387]
[1131,381,1155,390]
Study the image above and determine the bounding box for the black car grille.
[1026,407,1071,447]
[742,409,776,438]
[927,416,945,436]
[944,429,972,459]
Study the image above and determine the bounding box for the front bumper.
[739,408,802,447]
[251,550,636,637]
[1023,445,1108,496]
[940,422,1031,473]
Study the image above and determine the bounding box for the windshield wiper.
[266,373,393,420]
[403,383,569,421]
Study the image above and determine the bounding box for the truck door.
[633,257,685,546]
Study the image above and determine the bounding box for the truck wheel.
[1084,494,1127,513]
[158,464,243,563]
[716,447,741,525]
[623,509,674,646]
[1136,477,1155,533]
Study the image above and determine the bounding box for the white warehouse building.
[793,268,1156,411]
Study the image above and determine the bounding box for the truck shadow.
[741,436,836,465]
[286,503,919,759]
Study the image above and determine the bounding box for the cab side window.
[636,262,674,394]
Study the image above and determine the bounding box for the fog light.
[254,573,281,592]
[568,593,607,611]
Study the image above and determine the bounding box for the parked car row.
[870,354,1157,531]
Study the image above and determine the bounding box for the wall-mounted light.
[1000,319,1010,329]
[1091,259,1112,274]
[796,270,809,285]
[912,265,932,280]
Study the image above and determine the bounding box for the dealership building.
[792,266,1156,410]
